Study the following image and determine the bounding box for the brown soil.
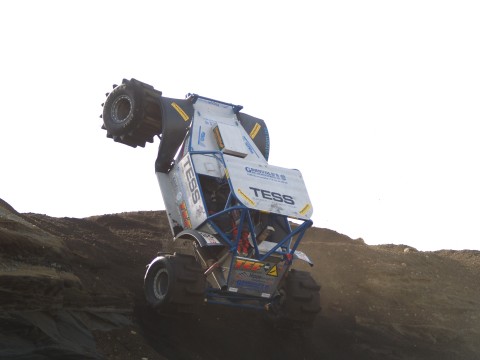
[0,197,479,359]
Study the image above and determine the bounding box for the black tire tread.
[144,254,206,313]
[102,79,163,148]
[283,269,321,325]
[168,254,206,308]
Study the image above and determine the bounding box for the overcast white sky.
[1,1,479,251]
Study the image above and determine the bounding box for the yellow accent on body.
[171,102,189,121]
[299,203,311,216]
[249,123,261,139]
[267,265,278,277]
[238,188,255,206]
[213,126,225,149]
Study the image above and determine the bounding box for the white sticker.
[199,231,221,244]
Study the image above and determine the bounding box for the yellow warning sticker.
[249,123,261,139]
[267,265,278,277]
[237,188,255,206]
[171,102,189,121]
[299,203,311,216]
[213,126,225,149]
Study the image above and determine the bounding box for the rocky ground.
[0,197,479,359]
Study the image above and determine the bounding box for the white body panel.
[224,155,313,219]
[157,96,313,236]
[157,153,209,234]
[189,98,267,178]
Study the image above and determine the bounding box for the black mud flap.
[154,96,193,173]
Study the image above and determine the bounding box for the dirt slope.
[0,198,479,359]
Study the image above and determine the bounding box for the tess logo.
[249,187,295,205]
[183,156,200,204]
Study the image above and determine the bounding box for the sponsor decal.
[299,203,312,216]
[249,187,295,205]
[249,123,261,139]
[242,136,259,157]
[202,118,217,126]
[198,231,221,244]
[234,259,279,277]
[183,156,200,204]
[171,102,189,121]
[203,99,221,107]
[197,126,206,147]
[179,201,192,229]
[235,280,269,292]
[245,166,287,184]
[238,272,263,280]
[237,188,256,206]
[238,271,249,278]
[235,259,264,271]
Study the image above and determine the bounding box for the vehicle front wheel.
[267,269,321,328]
[144,254,206,313]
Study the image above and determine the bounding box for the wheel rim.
[153,268,169,300]
[111,95,133,124]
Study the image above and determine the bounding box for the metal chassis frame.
[188,148,313,309]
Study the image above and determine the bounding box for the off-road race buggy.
[100,79,321,326]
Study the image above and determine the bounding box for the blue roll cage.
[188,147,312,263]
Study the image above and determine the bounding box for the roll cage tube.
[187,148,313,263]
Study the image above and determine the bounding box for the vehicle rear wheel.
[101,78,163,147]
